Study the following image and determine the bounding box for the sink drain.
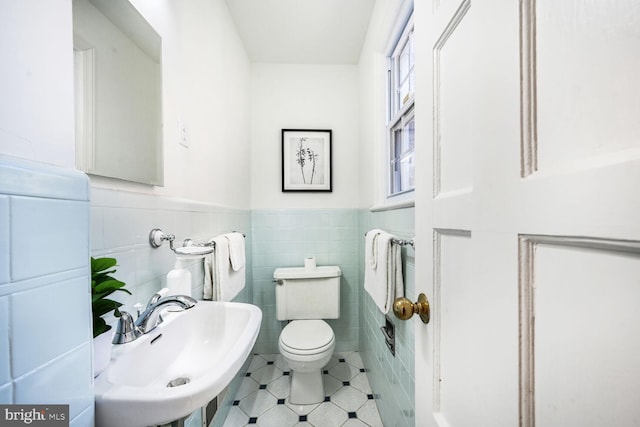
[167,377,190,387]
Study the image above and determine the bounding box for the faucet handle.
[112,311,141,344]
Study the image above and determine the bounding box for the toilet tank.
[274,266,341,321]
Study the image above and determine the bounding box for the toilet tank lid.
[274,265,341,279]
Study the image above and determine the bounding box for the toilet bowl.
[273,265,341,405]
[279,319,335,404]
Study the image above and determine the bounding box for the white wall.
[250,63,360,209]
[0,0,76,168]
[0,0,252,210]
[89,0,253,209]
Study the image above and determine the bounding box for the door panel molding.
[433,0,472,198]
[519,235,640,427]
[433,229,471,425]
[519,0,537,177]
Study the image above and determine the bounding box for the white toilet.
[274,265,341,405]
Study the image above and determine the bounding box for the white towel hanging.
[364,229,405,314]
[203,233,246,301]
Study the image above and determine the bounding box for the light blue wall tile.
[69,405,94,427]
[0,297,9,384]
[0,155,89,201]
[0,382,12,403]
[90,206,104,251]
[14,343,93,419]
[359,207,415,427]
[0,196,9,285]
[101,207,150,249]
[11,197,88,281]
[1,156,92,419]
[251,209,359,353]
[11,277,91,377]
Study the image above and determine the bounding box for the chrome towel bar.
[364,232,415,248]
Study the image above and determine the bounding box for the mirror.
[73,0,163,186]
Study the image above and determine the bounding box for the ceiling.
[225,0,375,64]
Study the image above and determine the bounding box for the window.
[387,15,415,199]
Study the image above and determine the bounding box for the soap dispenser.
[166,257,191,297]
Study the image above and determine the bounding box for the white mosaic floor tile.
[307,402,348,427]
[357,400,384,427]
[342,419,370,427]
[257,404,298,427]
[239,390,277,417]
[221,406,248,427]
[259,353,279,362]
[327,362,360,381]
[235,377,260,400]
[323,374,343,396]
[330,386,368,412]
[223,352,383,427]
[350,372,372,394]
[247,355,268,372]
[274,354,289,372]
[266,375,291,399]
[251,364,283,385]
[324,355,340,370]
[345,352,365,369]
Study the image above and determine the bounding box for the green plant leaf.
[90,256,130,338]
[92,271,117,284]
[93,298,123,318]
[94,279,127,294]
[91,257,117,274]
[93,316,111,338]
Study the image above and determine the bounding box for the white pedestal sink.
[94,301,262,427]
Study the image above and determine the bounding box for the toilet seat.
[279,320,334,356]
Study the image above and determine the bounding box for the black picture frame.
[281,129,332,192]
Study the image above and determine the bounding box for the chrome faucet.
[112,294,198,344]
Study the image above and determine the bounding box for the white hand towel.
[365,229,382,270]
[364,230,404,314]
[203,235,246,301]
[203,237,222,300]
[226,232,246,271]
[389,240,404,303]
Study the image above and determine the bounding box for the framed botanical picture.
[282,129,332,192]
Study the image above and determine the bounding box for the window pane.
[399,78,410,107]
[389,113,415,196]
[387,15,415,199]
[399,39,411,81]
[404,116,415,153]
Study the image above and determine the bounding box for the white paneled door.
[413,1,640,426]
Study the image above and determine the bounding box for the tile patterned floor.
[222,352,383,427]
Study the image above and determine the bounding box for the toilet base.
[289,369,324,405]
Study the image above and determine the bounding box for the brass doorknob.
[393,293,430,324]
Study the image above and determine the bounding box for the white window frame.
[385,13,415,203]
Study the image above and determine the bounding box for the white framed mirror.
[73,0,163,186]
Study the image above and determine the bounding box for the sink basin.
[94,301,262,427]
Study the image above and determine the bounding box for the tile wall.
[359,207,416,427]
[90,187,253,426]
[0,155,94,426]
[1,163,415,427]
[90,188,253,316]
[251,209,360,354]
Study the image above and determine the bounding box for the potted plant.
[91,256,131,337]
[91,256,130,376]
